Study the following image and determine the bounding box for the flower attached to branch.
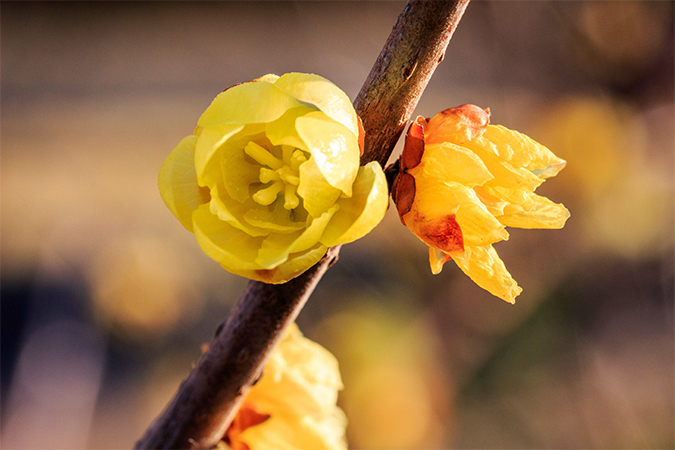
[392,105,569,303]
[221,324,347,450]
[159,73,388,283]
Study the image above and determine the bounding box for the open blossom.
[221,324,346,450]
[392,105,569,303]
[159,73,388,284]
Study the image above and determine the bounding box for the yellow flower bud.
[221,324,347,450]
[159,73,388,283]
[393,105,570,303]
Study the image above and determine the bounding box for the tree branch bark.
[134,1,469,448]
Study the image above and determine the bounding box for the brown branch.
[134,1,469,448]
[358,0,470,167]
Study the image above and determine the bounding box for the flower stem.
[134,1,470,448]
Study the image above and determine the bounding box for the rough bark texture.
[357,0,470,167]
[134,1,469,448]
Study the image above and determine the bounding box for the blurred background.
[2,1,673,448]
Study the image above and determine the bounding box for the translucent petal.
[255,205,339,269]
[274,72,360,138]
[462,138,544,192]
[266,105,316,150]
[253,74,280,84]
[296,112,360,196]
[482,125,567,176]
[192,204,264,271]
[320,162,388,247]
[297,157,342,218]
[158,135,209,232]
[473,186,507,217]
[497,193,570,229]
[429,247,453,275]
[452,244,522,303]
[413,177,508,247]
[194,124,245,188]
[198,81,303,127]
[416,142,493,187]
[209,185,271,237]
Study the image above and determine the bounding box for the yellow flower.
[159,73,388,283]
[221,324,347,450]
[393,105,569,303]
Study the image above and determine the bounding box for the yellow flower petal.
[158,135,209,232]
[192,204,264,271]
[320,162,389,247]
[222,245,328,285]
[411,176,508,247]
[255,205,339,269]
[452,244,522,303]
[198,80,303,127]
[209,185,271,237]
[295,112,360,196]
[462,137,544,192]
[228,323,346,450]
[243,201,307,234]
[297,157,342,218]
[482,125,567,177]
[419,141,493,187]
[274,72,359,138]
[238,411,346,450]
[497,192,570,229]
[194,123,245,189]
[266,105,316,150]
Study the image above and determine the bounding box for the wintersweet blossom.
[221,324,347,450]
[392,105,569,303]
[159,73,388,283]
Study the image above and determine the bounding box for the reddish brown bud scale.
[395,172,416,223]
[401,116,427,172]
[357,115,366,157]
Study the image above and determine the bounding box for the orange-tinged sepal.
[425,104,490,145]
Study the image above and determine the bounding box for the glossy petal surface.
[160,73,386,283]
[296,112,359,196]
[452,245,522,304]
[274,72,359,137]
[198,81,302,127]
[320,162,389,247]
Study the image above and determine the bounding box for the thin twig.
[134,1,469,448]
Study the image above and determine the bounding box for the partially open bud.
[392,105,569,303]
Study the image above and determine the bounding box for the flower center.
[244,142,307,210]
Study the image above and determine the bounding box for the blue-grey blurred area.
[2,2,673,448]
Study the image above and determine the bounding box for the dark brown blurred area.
[2,2,673,449]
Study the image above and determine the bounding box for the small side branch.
[134,1,469,448]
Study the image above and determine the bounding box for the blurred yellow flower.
[221,324,346,450]
[159,73,388,283]
[393,105,569,303]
